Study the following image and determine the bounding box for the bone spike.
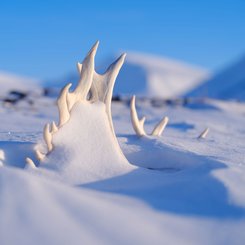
[198,127,209,139]
[43,123,53,152]
[151,116,169,136]
[139,116,146,126]
[77,62,82,74]
[25,157,36,169]
[57,83,72,127]
[51,121,58,134]
[103,53,127,134]
[73,41,99,99]
[130,95,146,136]
[35,149,45,161]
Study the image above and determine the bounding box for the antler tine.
[151,116,169,136]
[103,53,127,134]
[130,95,146,136]
[25,157,36,169]
[74,41,99,99]
[43,123,53,152]
[35,149,45,161]
[198,127,209,139]
[77,62,82,74]
[57,83,72,127]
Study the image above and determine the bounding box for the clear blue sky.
[0,0,245,80]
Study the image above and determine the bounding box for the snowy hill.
[187,55,245,101]
[112,52,210,98]
[44,52,210,98]
[0,70,41,96]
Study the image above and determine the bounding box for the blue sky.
[0,0,245,80]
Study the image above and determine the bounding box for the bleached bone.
[35,41,126,165]
[57,83,72,127]
[130,95,169,137]
[43,123,53,152]
[130,95,146,136]
[35,149,45,161]
[77,51,126,135]
[25,157,36,169]
[198,128,209,139]
[151,116,169,136]
[51,121,58,134]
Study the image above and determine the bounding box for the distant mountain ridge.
[112,52,210,98]
[0,71,40,96]
[187,55,245,101]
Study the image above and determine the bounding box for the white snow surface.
[0,93,245,244]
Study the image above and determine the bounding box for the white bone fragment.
[43,123,53,152]
[51,121,58,134]
[198,128,209,139]
[57,83,72,127]
[25,157,36,169]
[130,95,146,136]
[151,116,169,136]
[35,149,45,161]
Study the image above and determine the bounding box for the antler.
[30,41,126,166]
[198,127,209,139]
[130,95,169,137]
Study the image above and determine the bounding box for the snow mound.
[0,70,40,96]
[187,55,245,101]
[40,101,135,184]
[31,42,135,184]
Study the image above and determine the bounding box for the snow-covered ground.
[0,91,245,244]
[0,42,245,245]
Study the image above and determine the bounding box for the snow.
[0,47,245,244]
[187,55,245,101]
[0,92,245,244]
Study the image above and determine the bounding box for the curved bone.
[67,41,99,110]
[76,51,126,135]
[198,128,209,139]
[51,121,58,134]
[130,95,169,137]
[43,123,53,152]
[25,157,36,169]
[35,149,45,161]
[57,83,72,127]
[130,95,146,136]
[151,116,169,136]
